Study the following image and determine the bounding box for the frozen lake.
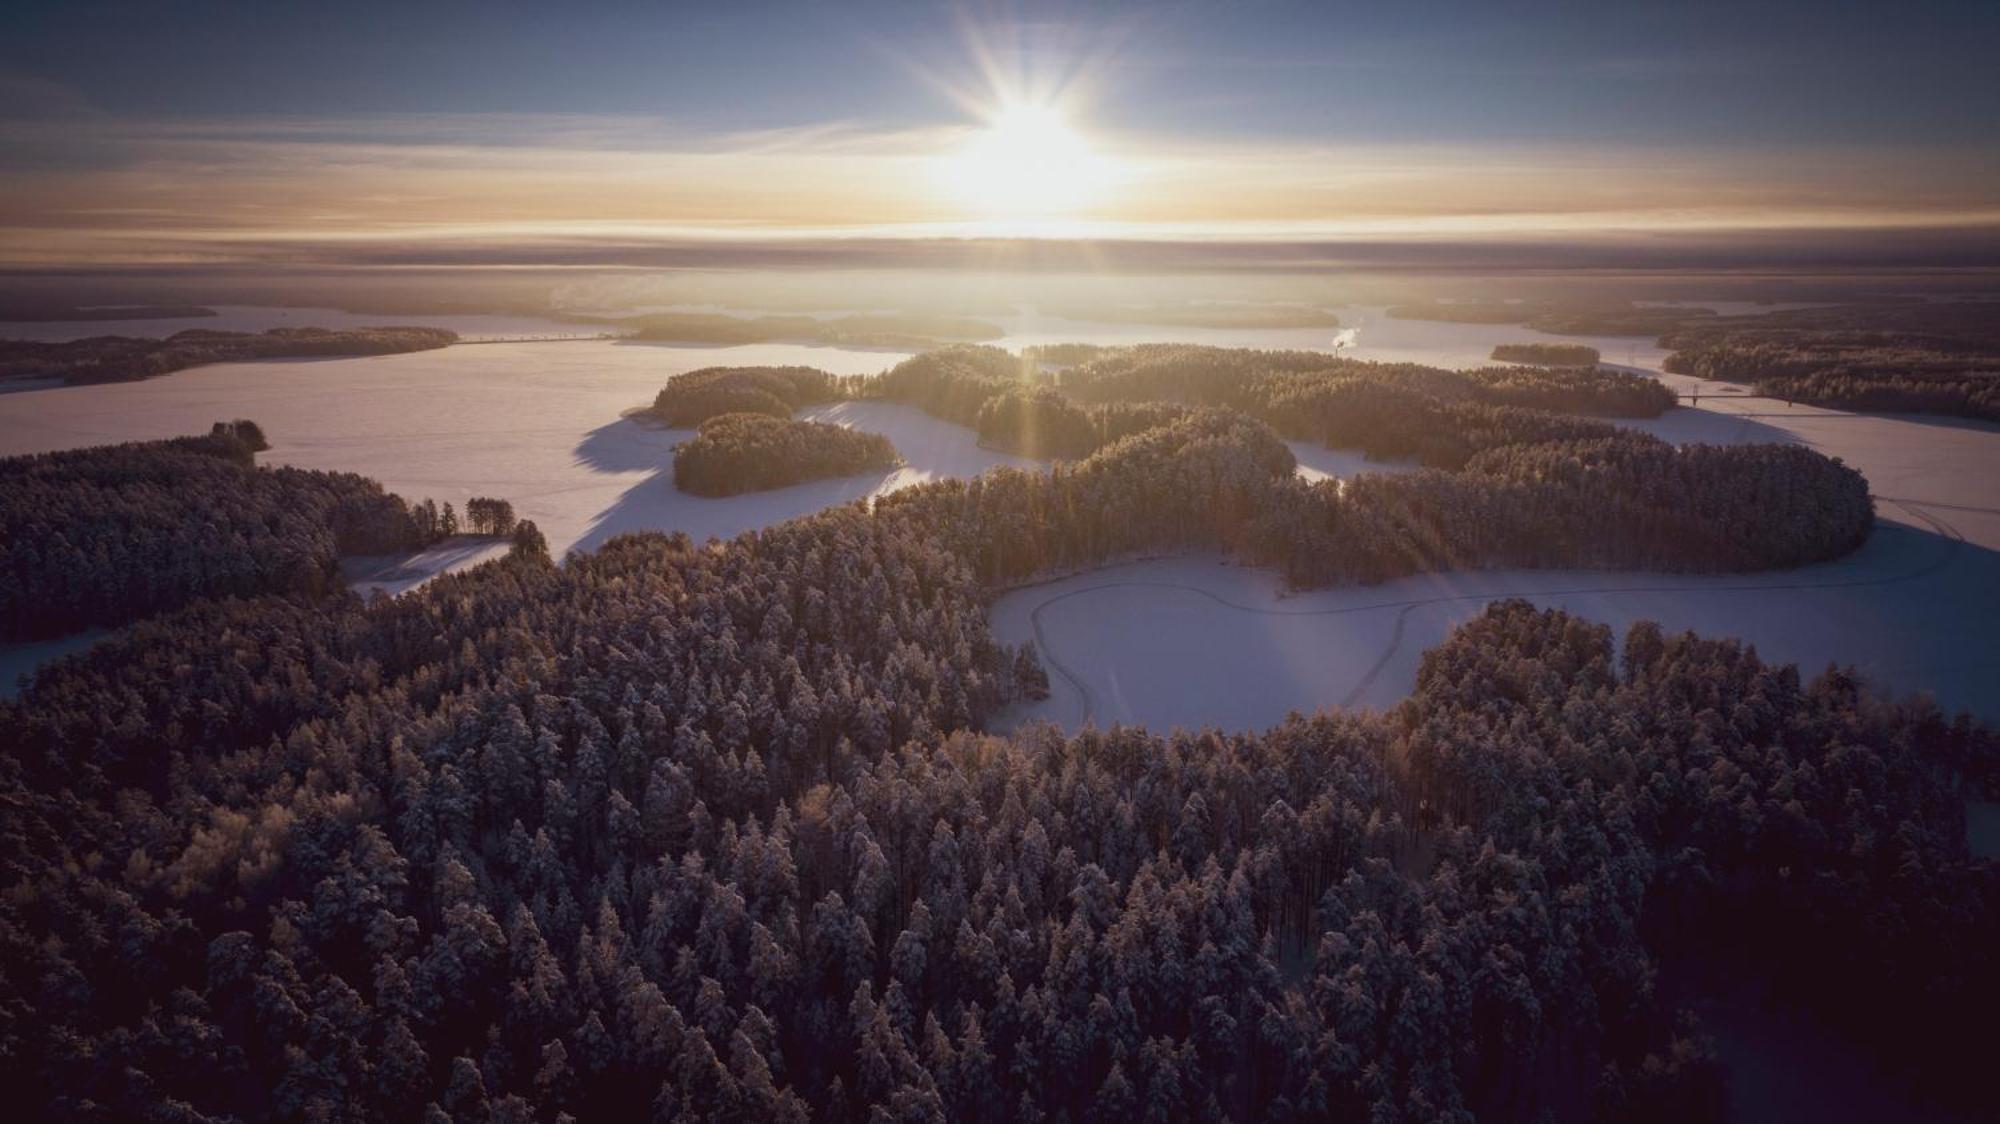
[992,387,2000,729]
[989,506,1998,731]
[5,306,1997,725]
[0,339,1038,565]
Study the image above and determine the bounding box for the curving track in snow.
[1012,497,1973,728]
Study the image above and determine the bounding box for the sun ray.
[940,98,1114,224]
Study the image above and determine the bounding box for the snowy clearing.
[1288,442,1420,484]
[342,536,513,599]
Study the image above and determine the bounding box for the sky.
[2,0,1997,273]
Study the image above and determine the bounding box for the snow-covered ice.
[5,310,1996,727]
[992,389,2000,730]
[0,339,945,566]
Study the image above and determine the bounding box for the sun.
[941,101,1113,224]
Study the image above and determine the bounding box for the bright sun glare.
[942,102,1112,224]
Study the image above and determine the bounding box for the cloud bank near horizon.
[2,109,1996,273]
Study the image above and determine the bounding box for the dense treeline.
[1489,342,1600,367]
[0,326,458,386]
[674,414,900,496]
[650,366,847,427]
[1387,301,1715,336]
[1455,364,1677,418]
[973,389,1188,459]
[0,343,1937,1120]
[615,312,1002,349]
[0,408,1978,1121]
[465,497,519,537]
[0,427,449,639]
[1047,345,1674,459]
[868,347,1856,585]
[876,412,1870,590]
[868,345,1042,427]
[1021,343,1122,367]
[1660,301,2000,420]
[1386,301,1531,324]
[871,344,1674,470]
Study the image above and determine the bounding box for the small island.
[0,326,458,385]
[1490,342,1602,367]
[0,301,219,323]
[672,412,900,496]
[648,365,846,426]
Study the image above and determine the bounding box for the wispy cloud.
[1,107,1994,270]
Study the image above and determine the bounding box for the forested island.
[1385,300,1531,324]
[1051,302,1342,329]
[648,365,847,427]
[870,344,1677,465]
[0,301,219,322]
[1490,341,1601,367]
[1389,300,1717,337]
[0,372,1985,1121]
[1660,301,2000,420]
[673,413,900,496]
[1021,342,1120,367]
[0,326,458,386]
[0,422,448,638]
[615,312,1003,350]
[0,419,539,644]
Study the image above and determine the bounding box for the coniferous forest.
[649,367,848,428]
[0,327,458,387]
[2,350,1986,1122]
[673,414,900,496]
[0,425,445,639]
[8,0,1999,1117]
[1659,302,2000,420]
[1487,342,1601,367]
